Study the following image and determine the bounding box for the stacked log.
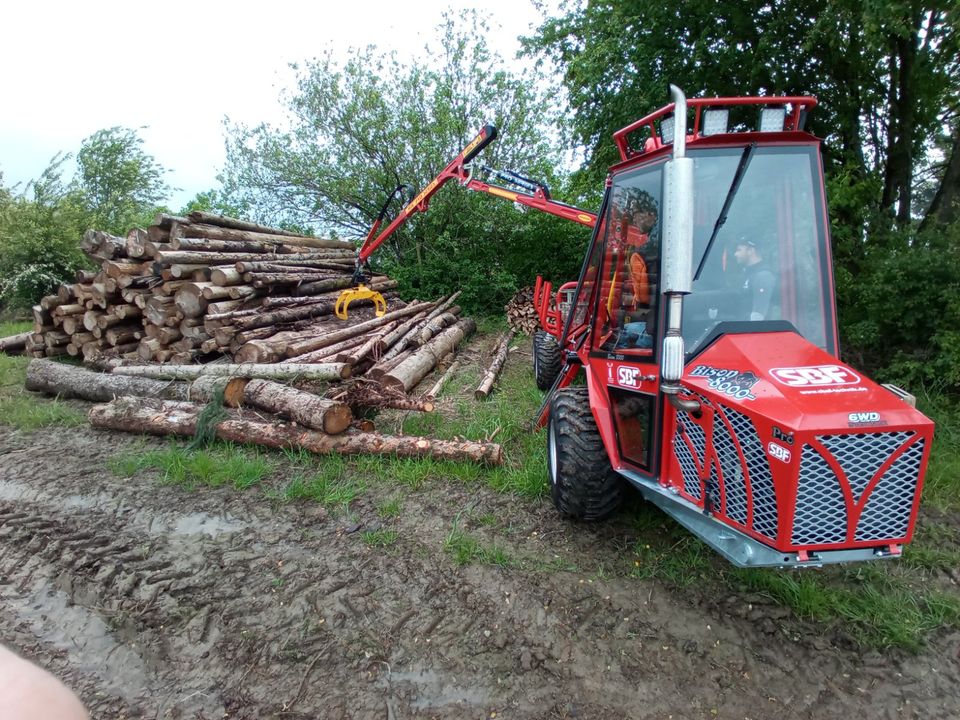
[21,213,398,365]
[505,285,538,334]
[16,215,492,464]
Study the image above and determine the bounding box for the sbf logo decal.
[767,442,792,463]
[770,365,861,387]
[617,366,640,387]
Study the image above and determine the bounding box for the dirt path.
[1,425,958,719]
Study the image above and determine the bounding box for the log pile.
[504,286,538,334]
[11,214,506,465]
[25,213,388,365]
[18,214,473,385]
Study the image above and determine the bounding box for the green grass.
[917,392,960,510]
[280,455,365,509]
[729,565,960,652]
[110,442,272,490]
[0,320,31,337]
[0,354,86,429]
[444,526,514,567]
[376,497,403,517]
[361,529,399,547]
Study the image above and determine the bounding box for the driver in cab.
[734,237,776,321]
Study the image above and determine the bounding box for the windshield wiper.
[694,142,757,281]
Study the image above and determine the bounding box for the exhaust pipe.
[660,85,698,413]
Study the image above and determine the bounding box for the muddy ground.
[1,405,959,718]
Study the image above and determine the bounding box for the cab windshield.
[682,145,834,353]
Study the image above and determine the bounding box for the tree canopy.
[220,11,589,311]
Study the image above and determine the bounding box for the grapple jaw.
[335,284,387,320]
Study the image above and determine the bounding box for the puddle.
[3,573,150,699]
[389,667,493,709]
[172,511,246,537]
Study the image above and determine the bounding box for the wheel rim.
[548,413,558,486]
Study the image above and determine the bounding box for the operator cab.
[590,100,837,363]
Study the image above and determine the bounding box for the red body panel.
[589,332,932,554]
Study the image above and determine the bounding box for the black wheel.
[547,387,625,521]
[533,329,562,391]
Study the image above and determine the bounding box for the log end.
[224,377,249,408]
[323,403,354,435]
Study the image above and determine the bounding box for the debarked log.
[25,358,191,402]
[88,397,504,465]
[110,362,351,381]
[381,318,476,392]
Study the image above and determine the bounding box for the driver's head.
[734,237,762,267]
[630,190,658,233]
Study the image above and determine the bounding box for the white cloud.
[0,0,552,208]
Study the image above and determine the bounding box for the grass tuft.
[0,354,86,429]
[110,441,272,490]
[361,529,399,547]
[444,526,513,567]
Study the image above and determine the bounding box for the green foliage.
[221,11,588,313]
[0,156,91,307]
[361,529,399,547]
[0,126,171,309]
[75,127,170,234]
[839,220,960,390]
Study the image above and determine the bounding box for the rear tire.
[547,387,624,521]
[533,330,562,391]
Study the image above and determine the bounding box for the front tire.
[547,387,624,521]
[533,330,562,391]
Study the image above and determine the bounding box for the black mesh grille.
[792,445,848,545]
[712,411,748,525]
[673,428,701,501]
[855,439,924,541]
[819,431,913,502]
[723,407,778,539]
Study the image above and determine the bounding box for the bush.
[840,220,960,391]
[0,163,91,309]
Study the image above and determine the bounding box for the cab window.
[594,165,664,355]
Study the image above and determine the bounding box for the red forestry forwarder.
[349,86,934,568]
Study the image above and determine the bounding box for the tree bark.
[475,330,515,399]
[88,397,503,465]
[25,358,191,402]
[221,378,353,434]
[426,359,461,398]
[0,332,30,354]
[170,222,354,250]
[281,301,433,360]
[186,211,314,238]
[382,318,476,392]
[111,362,351,381]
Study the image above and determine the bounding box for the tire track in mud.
[1,426,959,719]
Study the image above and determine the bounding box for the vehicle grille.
[791,432,923,546]
[723,407,779,540]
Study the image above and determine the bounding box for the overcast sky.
[0,0,555,209]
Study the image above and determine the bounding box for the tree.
[0,156,91,308]
[525,0,958,227]
[74,126,170,234]
[525,0,960,388]
[221,11,588,312]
